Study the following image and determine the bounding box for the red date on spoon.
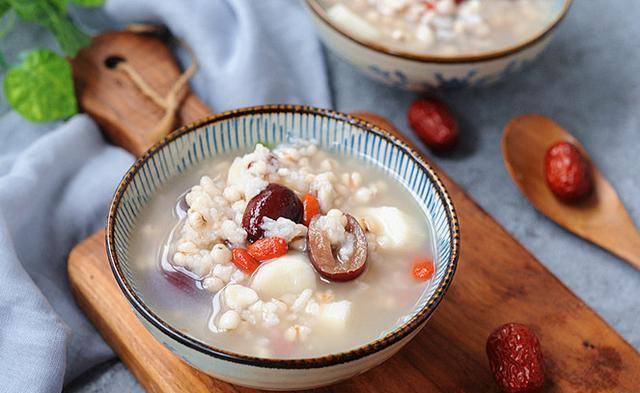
[544,141,592,201]
[307,214,367,282]
[242,183,303,242]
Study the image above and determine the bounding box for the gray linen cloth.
[0,1,330,391]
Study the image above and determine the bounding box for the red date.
[163,270,198,295]
[242,183,303,242]
[486,323,545,393]
[307,214,367,282]
[544,141,592,201]
[407,97,459,152]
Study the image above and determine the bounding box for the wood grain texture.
[68,31,640,392]
[502,114,640,270]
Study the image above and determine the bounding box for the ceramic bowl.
[106,105,460,390]
[304,0,572,90]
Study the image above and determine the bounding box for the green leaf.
[8,0,89,55]
[8,0,64,21]
[3,49,78,122]
[71,0,104,7]
[0,1,10,18]
[0,9,16,40]
[53,0,70,9]
[48,14,90,55]
[0,52,7,71]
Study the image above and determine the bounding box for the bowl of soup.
[107,105,460,390]
[305,0,572,90]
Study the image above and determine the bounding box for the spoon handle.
[588,205,640,270]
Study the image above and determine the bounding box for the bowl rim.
[106,105,460,369]
[305,0,573,64]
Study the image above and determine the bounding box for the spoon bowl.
[502,114,640,270]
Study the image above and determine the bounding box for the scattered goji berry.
[412,258,435,281]
[302,193,321,226]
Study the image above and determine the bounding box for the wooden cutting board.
[67,31,640,392]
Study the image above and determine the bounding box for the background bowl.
[107,105,460,390]
[305,0,572,90]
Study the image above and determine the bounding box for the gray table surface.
[66,1,639,391]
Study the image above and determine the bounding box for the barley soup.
[322,0,560,57]
[129,141,436,358]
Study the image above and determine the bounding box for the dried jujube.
[242,183,303,242]
[307,214,367,282]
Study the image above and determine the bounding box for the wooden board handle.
[72,30,212,157]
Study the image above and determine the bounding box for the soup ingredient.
[357,206,417,250]
[224,284,260,311]
[308,214,368,282]
[318,300,352,330]
[251,253,317,299]
[303,193,321,226]
[412,258,435,281]
[243,183,303,242]
[327,3,380,40]
[324,0,556,57]
[408,98,458,152]
[248,237,288,261]
[211,244,232,265]
[261,217,307,243]
[544,141,592,201]
[143,142,435,356]
[486,323,545,393]
[162,270,198,295]
[231,248,260,274]
[218,310,241,331]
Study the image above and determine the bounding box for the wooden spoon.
[502,114,640,270]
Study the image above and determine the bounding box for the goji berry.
[302,193,320,226]
[247,237,288,261]
[231,248,260,274]
[412,258,435,281]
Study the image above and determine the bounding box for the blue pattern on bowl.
[368,57,539,90]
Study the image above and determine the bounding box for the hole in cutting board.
[104,55,126,69]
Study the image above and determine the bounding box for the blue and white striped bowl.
[107,105,460,390]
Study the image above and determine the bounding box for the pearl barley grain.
[218,310,241,331]
[203,276,224,293]
[223,186,242,202]
[211,244,232,265]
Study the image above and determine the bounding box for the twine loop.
[115,24,198,143]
